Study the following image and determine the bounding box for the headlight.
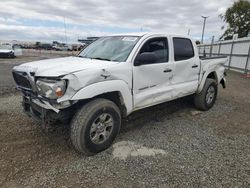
[36,79,66,99]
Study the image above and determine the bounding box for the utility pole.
[201,16,208,44]
[140,25,144,32]
[63,16,67,44]
[188,29,190,35]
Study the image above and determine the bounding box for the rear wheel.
[70,98,121,155]
[194,78,217,111]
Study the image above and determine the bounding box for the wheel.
[194,78,217,111]
[70,98,121,155]
[9,52,15,58]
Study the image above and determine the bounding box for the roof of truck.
[109,32,147,36]
[109,32,190,38]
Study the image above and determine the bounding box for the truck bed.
[199,55,227,60]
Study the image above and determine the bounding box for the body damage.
[13,57,133,113]
[60,61,133,113]
[197,58,227,93]
[12,33,227,120]
[71,80,133,114]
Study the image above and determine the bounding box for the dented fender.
[71,80,133,115]
[197,65,226,93]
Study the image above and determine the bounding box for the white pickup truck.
[13,33,227,155]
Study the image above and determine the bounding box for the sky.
[0,0,234,43]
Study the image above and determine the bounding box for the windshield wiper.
[78,55,85,58]
[78,56,112,61]
[92,57,111,61]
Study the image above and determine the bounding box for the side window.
[139,37,168,63]
[173,38,194,61]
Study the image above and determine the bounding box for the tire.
[9,52,15,58]
[70,98,121,155]
[194,78,218,111]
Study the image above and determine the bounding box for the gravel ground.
[0,56,250,187]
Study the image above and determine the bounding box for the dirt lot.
[0,55,250,187]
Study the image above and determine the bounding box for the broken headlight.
[36,79,66,99]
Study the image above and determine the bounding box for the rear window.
[173,38,194,61]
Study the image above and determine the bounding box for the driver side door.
[132,37,174,110]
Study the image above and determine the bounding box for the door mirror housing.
[134,52,157,66]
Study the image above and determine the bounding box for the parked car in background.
[33,42,53,50]
[0,43,22,58]
[52,44,68,51]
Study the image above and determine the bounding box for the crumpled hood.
[13,56,119,77]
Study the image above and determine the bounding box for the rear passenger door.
[171,37,200,97]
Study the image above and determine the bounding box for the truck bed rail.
[199,55,227,60]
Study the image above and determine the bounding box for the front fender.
[71,80,133,114]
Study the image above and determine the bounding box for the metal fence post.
[228,40,235,70]
[217,42,221,56]
[244,44,250,74]
[209,36,214,57]
[203,45,207,57]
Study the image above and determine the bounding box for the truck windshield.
[78,36,139,62]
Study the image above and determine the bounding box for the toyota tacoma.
[12,33,227,155]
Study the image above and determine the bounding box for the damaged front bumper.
[22,95,76,125]
[12,69,78,125]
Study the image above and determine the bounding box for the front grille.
[13,71,32,89]
[0,52,10,57]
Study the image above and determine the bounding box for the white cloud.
[0,0,234,42]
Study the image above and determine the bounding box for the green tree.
[220,0,250,40]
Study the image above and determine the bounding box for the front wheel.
[9,52,15,58]
[194,78,218,111]
[70,98,121,155]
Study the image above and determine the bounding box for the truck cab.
[13,33,227,155]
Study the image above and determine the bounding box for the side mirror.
[134,52,157,66]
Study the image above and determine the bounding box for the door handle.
[192,64,198,68]
[163,68,172,73]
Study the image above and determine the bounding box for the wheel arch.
[70,80,133,116]
[92,91,128,118]
[207,71,218,83]
[197,70,219,93]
